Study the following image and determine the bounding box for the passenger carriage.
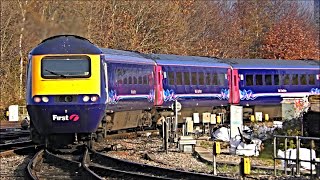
[148,54,233,122]
[224,58,320,119]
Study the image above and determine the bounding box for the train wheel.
[96,133,103,142]
[86,134,94,149]
[30,121,43,144]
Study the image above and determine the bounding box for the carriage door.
[228,69,240,104]
[103,62,109,103]
[154,65,164,106]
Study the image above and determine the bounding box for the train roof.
[29,35,102,55]
[146,54,230,68]
[101,48,155,65]
[222,58,320,69]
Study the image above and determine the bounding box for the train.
[26,35,320,147]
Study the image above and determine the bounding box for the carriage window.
[124,77,128,84]
[274,74,280,85]
[246,75,253,86]
[199,72,205,85]
[205,73,211,85]
[138,76,143,84]
[292,74,298,85]
[218,73,225,86]
[265,75,272,85]
[148,74,154,85]
[133,77,137,84]
[176,72,183,85]
[168,72,174,85]
[256,75,263,85]
[212,73,218,85]
[309,74,315,85]
[283,74,290,85]
[128,76,132,84]
[144,75,149,84]
[184,72,190,85]
[300,74,307,85]
[191,72,197,85]
[117,69,125,77]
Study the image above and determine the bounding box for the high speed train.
[26,35,319,146]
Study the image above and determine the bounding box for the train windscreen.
[41,56,91,79]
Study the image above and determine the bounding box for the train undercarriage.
[29,101,290,149]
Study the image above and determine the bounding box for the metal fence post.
[285,138,287,176]
[296,136,300,176]
[274,136,277,176]
[310,140,313,177]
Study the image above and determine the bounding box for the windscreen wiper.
[45,69,67,78]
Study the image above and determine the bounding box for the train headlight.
[91,95,99,102]
[33,97,41,103]
[83,95,90,102]
[42,96,49,103]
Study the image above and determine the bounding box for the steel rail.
[0,140,33,152]
[88,149,233,180]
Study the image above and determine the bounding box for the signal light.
[33,97,41,103]
[91,95,99,102]
[83,95,90,102]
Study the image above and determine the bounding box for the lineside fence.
[273,135,320,178]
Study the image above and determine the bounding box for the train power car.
[26,35,107,147]
[224,58,320,120]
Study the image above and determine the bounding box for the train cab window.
[256,75,263,85]
[168,72,174,85]
[176,72,183,85]
[199,72,205,85]
[184,72,190,85]
[191,72,197,85]
[41,56,90,78]
[205,73,211,85]
[265,75,272,85]
[283,74,290,85]
[246,75,253,86]
[292,74,298,85]
[308,74,316,85]
[212,73,218,85]
[300,74,307,85]
[274,74,280,85]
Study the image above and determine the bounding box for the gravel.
[0,155,31,179]
[0,134,313,180]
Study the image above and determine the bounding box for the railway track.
[27,147,94,179]
[27,145,232,180]
[0,144,37,159]
[0,129,30,143]
[85,149,232,180]
[0,140,34,152]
